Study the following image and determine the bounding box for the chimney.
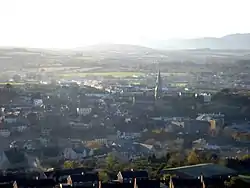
[134,178,137,188]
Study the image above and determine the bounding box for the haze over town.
[1,0,250,48]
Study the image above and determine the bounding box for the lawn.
[60,72,145,78]
[0,82,25,86]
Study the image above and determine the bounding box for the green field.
[0,82,25,85]
[60,72,145,78]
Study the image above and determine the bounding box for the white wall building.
[0,129,10,137]
[76,108,92,116]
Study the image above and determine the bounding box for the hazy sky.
[0,0,249,48]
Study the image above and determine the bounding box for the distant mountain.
[74,43,164,54]
[145,33,250,50]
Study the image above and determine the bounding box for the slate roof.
[0,182,16,188]
[49,168,93,183]
[73,147,90,154]
[119,170,148,179]
[69,173,99,183]
[4,150,27,164]
[170,178,202,187]
[16,178,56,187]
[136,179,160,188]
[2,149,42,171]
[161,163,238,178]
[0,175,17,183]
[101,182,133,188]
[52,168,87,177]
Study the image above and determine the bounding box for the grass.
[60,72,145,78]
[0,82,25,85]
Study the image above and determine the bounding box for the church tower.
[154,69,163,100]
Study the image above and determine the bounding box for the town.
[0,46,250,187]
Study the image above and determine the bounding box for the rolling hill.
[145,33,250,50]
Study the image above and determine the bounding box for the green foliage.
[224,176,250,188]
[99,171,109,183]
[187,151,200,165]
[241,154,250,161]
[63,160,82,169]
[56,150,224,180]
[106,154,118,170]
[63,160,74,169]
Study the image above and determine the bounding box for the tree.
[4,83,12,90]
[106,154,118,170]
[224,177,250,188]
[241,154,250,161]
[13,74,22,82]
[187,151,200,165]
[166,153,171,163]
[63,160,74,169]
[99,171,109,182]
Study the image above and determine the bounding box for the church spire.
[155,69,162,100]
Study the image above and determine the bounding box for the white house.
[41,128,51,136]
[76,108,92,116]
[16,125,28,132]
[23,142,34,151]
[117,131,141,139]
[70,121,92,129]
[33,99,43,107]
[0,129,10,137]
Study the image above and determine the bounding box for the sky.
[0,0,249,48]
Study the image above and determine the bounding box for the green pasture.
[60,72,145,78]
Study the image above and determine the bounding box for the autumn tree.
[187,150,200,165]
[99,171,109,182]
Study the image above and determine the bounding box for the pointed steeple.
[155,69,163,100]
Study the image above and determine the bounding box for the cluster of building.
[0,69,249,171]
[0,163,245,188]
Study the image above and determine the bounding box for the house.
[23,141,35,151]
[41,128,52,136]
[47,167,89,183]
[134,179,160,188]
[70,121,92,130]
[63,148,78,160]
[101,182,133,188]
[67,173,99,187]
[16,178,56,188]
[41,147,62,161]
[117,170,148,183]
[4,115,17,124]
[16,125,28,133]
[77,108,92,116]
[161,163,238,178]
[63,147,94,160]
[117,131,141,140]
[11,125,28,133]
[0,149,42,171]
[168,178,203,188]
[0,181,18,188]
[0,129,10,137]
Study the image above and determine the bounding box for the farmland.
[60,71,145,78]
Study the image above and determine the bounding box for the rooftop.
[161,163,237,178]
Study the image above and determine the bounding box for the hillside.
[74,43,165,55]
[146,33,250,50]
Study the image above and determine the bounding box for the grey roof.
[1,149,41,170]
[161,163,237,178]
